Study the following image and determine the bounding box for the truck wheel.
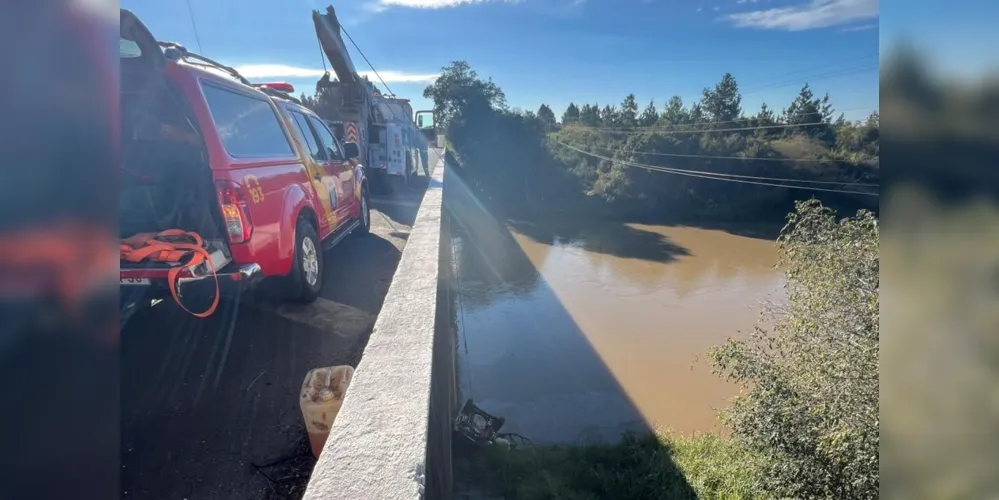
[353,186,371,237]
[388,174,407,195]
[286,219,322,303]
[371,169,389,195]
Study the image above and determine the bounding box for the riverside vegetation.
[419,60,880,499]
[452,200,878,500]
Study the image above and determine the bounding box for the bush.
[710,199,879,499]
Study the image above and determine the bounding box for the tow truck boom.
[312,5,374,163]
[312,5,425,190]
[312,6,366,110]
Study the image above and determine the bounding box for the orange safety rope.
[120,229,219,318]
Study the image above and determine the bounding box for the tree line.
[424,61,879,221]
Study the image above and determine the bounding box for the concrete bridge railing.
[303,155,455,500]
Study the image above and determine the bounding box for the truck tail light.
[216,180,253,244]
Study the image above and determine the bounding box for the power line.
[740,64,879,96]
[338,24,394,97]
[575,121,843,135]
[738,54,878,85]
[554,139,879,185]
[557,140,879,196]
[571,106,877,132]
[564,141,880,174]
[184,0,203,54]
[552,139,879,196]
[735,59,878,94]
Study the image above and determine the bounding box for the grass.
[455,431,765,500]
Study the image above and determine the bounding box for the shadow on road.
[370,200,420,228]
[121,201,416,499]
[370,174,432,227]
[444,169,698,497]
[318,232,403,313]
[120,297,363,500]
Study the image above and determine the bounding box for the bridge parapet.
[303,153,453,500]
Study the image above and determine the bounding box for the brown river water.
[449,215,785,444]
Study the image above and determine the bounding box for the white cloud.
[696,6,703,11]
[840,22,878,32]
[736,0,759,4]
[725,0,878,31]
[235,64,439,83]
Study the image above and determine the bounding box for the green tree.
[299,93,318,111]
[688,103,705,125]
[865,110,879,128]
[784,84,834,141]
[639,99,658,126]
[579,103,601,126]
[562,102,580,124]
[537,103,557,130]
[711,200,879,499]
[600,105,619,127]
[834,110,880,159]
[754,102,777,127]
[660,96,687,126]
[702,73,743,125]
[619,94,639,128]
[423,60,506,130]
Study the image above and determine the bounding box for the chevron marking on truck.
[345,122,358,144]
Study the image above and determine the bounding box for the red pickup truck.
[120,9,370,317]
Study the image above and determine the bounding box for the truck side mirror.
[343,141,360,160]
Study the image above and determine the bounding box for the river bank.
[446,170,877,499]
[455,430,762,500]
[447,205,781,498]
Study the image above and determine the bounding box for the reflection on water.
[452,216,784,443]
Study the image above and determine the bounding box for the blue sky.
[124,0,888,122]
[879,0,999,82]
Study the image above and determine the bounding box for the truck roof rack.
[158,42,306,106]
[158,41,252,87]
[254,85,304,106]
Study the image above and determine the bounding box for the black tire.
[420,149,430,176]
[370,169,389,195]
[387,174,407,195]
[353,186,371,237]
[285,218,322,303]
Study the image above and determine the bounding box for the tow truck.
[312,6,425,192]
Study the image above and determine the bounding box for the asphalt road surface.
[121,152,438,500]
